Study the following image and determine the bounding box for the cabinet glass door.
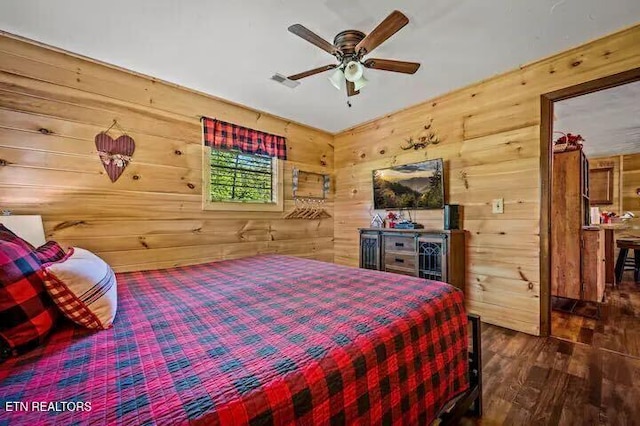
[360,234,380,270]
[418,236,447,281]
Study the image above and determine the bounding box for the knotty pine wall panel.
[0,33,334,271]
[334,25,640,335]
[2,25,640,334]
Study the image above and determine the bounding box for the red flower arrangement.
[386,211,399,228]
[553,132,584,152]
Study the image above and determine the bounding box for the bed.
[0,255,479,425]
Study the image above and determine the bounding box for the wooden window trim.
[201,146,284,212]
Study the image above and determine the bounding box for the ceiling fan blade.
[356,10,409,56]
[288,64,337,81]
[347,80,359,97]
[288,24,340,56]
[363,58,420,74]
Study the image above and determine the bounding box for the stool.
[615,238,640,284]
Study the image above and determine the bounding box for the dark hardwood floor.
[463,322,640,426]
[551,274,640,358]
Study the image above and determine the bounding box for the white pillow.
[41,247,117,330]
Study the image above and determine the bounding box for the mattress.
[0,255,468,425]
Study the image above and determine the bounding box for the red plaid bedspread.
[0,255,468,425]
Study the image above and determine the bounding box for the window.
[202,147,283,212]
[210,150,273,202]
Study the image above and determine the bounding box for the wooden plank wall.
[1,26,639,335]
[0,34,334,272]
[334,25,640,335]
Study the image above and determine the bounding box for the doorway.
[541,68,640,358]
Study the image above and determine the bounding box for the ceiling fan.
[286,10,420,97]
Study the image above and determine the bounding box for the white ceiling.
[0,0,639,133]
[555,81,640,158]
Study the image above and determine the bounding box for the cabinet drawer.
[384,266,416,277]
[384,252,416,271]
[384,235,415,252]
[384,265,416,277]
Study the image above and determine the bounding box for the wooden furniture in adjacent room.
[581,228,606,303]
[589,166,614,205]
[551,150,607,303]
[603,228,615,286]
[598,223,630,286]
[615,238,640,283]
[359,228,465,291]
[552,150,590,300]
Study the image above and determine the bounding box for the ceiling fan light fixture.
[329,68,345,91]
[353,75,368,91]
[344,61,364,82]
[287,11,419,99]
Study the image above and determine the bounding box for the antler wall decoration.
[458,170,469,189]
[401,118,440,151]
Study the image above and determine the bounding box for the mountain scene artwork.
[373,159,444,210]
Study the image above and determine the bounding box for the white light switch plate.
[492,198,504,214]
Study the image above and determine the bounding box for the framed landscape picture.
[373,159,444,210]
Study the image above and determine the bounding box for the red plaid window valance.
[202,117,287,160]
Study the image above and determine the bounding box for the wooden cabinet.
[552,150,606,303]
[359,228,465,291]
[552,150,589,300]
[582,228,606,303]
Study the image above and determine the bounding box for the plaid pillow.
[0,238,59,359]
[41,248,118,330]
[0,224,36,251]
[35,241,67,264]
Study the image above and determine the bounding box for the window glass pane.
[210,149,273,203]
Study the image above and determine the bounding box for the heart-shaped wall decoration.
[95,132,135,182]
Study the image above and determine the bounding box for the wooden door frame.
[540,67,640,336]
